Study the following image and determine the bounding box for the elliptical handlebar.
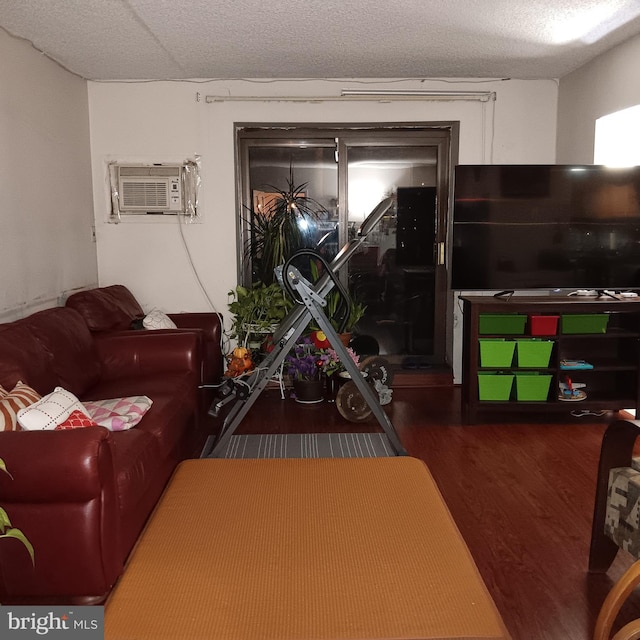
[282,249,351,335]
[329,196,394,272]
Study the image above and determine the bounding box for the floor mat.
[205,432,396,459]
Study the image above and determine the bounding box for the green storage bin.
[515,339,554,368]
[479,313,527,335]
[560,314,609,334]
[478,372,514,401]
[479,339,516,368]
[514,372,552,401]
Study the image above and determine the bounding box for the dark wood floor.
[206,384,640,640]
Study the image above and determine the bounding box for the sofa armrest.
[94,330,201,383]
[167,312,221,344]
[0,428,114,500]
[0,428,121,603]
[590,418,640,573]
[167,312,224,383]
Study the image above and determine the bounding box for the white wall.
[557,33,640,163]
[0,29,97,321]
[88,78,558,350]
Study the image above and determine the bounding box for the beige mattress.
[105,457,510,640]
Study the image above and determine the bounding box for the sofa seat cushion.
[111,402,192,555]
[66,285,144,332]
[109,429,167,553]
[83,375,196,467]
[135,392,195,457]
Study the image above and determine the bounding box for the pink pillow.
[83,396,152,431]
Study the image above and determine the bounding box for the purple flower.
[285,338,361,380]
[285,338,323,380]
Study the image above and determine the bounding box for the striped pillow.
[0,381,42,432]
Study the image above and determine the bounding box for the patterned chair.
[590,419,640,573]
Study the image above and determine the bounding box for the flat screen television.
[451,164,640,292]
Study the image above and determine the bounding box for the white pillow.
[18,387,90,431]
[143,309,177,330]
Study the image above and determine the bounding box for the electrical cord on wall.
[177,214,231,357]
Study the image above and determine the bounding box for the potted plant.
[306,260,367,346]
[285,331,361,403]
[227,281,292,351]
[319,341,361,402]
[319,290,367,347]
[243,168,328,286]
[284,336,325,403]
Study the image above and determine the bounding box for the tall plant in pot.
[306,259,367,347]
[244,169,328,286]
[325,291,367,346]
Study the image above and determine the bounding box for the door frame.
[236,122,460,366]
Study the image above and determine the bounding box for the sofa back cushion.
[24,308,101,397]
[66,285,144,332]
[0,323,57,395]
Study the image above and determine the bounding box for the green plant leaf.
[1,528,35,565]
[0,460,35,565]
[0,506,11,533]
[0,457,14,480]
[227,281,293,343]
[243,170,328,285]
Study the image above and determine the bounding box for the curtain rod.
[205,90,495,104]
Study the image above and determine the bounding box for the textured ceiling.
[2,0,640,80]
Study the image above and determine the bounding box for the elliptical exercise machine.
[201,197,407,458]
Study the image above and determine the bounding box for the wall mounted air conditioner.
[117,165,185,213]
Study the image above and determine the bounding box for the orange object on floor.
[105,457,510,640]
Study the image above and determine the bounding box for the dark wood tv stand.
[460,295,640,423]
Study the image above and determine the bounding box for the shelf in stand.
[563,358,637,371]
[477,397,635,411]
[560,328,640,338]
[478,367,556,373]
[551,395,636,407]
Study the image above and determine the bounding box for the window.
[595,105,640,167]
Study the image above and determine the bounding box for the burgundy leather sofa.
[65,284,224,389]
[0,306,203,604]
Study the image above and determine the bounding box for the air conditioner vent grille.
[121,180,169,208]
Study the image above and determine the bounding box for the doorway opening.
[236,124,457,368]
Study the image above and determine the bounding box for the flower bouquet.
[285,330,360,403]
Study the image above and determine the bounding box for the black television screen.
[451,164,640,291]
